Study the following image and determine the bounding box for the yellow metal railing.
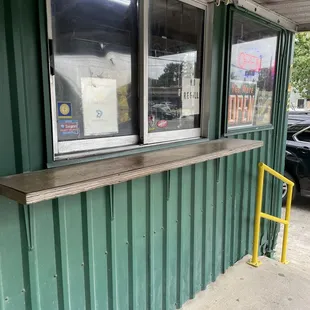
[248,162,294,267]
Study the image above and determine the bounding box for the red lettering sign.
[238,52,261,72]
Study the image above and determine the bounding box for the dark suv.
[283,112,310,203]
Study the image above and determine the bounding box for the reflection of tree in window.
[156,63,183,87]
[257,68,274,92]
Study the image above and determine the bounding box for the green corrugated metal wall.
[0,146,271,310]
[0,0,293,309]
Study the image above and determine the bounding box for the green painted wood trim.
[268,30,294,254]
[2,0,46,173]
[38,0,54,165]
[222,7,234,137]
[208,4,228,140]
[3,0,32,173]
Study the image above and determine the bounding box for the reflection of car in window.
[152,103,172,112]
[283,112,310,204]
[150,104,175,120]
[159,101,175,109]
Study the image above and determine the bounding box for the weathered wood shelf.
[0,139,263,205]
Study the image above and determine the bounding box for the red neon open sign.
[238,52,262,72]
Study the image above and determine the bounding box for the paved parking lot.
[275,196,310,277]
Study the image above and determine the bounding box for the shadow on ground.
[291,195,310,208]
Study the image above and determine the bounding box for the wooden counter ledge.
[0,138,263,205]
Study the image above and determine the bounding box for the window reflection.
[52,0,138,141]
[148,0,204,133]
[228,13,278,130]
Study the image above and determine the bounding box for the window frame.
[46,0,140,156]
[46,0,213,160]
[141,0,209,144]
[223,8,282,136]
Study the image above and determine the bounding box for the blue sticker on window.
[59,120,79,136]
[58,102,72,119]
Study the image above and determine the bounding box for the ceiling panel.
[253,0,310,30]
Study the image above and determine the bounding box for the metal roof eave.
[297,23,310,32]
[233,0,298,32]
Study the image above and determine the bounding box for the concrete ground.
[275,196,310,278]
[182,196,310,310]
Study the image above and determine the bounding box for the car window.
[287,124,304,141]
[295,127,310,143]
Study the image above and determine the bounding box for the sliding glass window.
[49,0,138,155]
[147,0,205,142]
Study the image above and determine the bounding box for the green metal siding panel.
[166,170,179,309]
[0,198,28,310]
[192,163,204,295]
[114,182,130,310]
[28,201,58,309]
[130,179,148,310]
[86,189,110,310]
[223,156,233,269]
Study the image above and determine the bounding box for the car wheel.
[282,171,296,205]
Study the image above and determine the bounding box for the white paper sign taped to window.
[81,77,118,136]
[181,78,200,116]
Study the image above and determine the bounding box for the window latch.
[48,39,55,76]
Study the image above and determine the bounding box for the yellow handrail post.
[248,162,264,267]
[247,162,294,268]
[281,183,293,264]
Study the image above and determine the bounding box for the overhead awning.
[233,0,310,32]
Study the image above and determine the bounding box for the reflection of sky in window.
[149,51,197,79]
[108,0,130,5]
[53,0,130,15]
[65,0,130,4]
[231,37,277,81]
[55,52,132,92]
[54,50,198,93]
